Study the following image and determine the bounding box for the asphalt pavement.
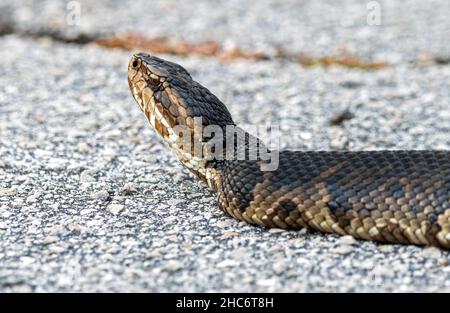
[0,0,449,292]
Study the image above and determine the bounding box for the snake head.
[128,53,234,133]
[128,53,207,140]
[128,53,236,180]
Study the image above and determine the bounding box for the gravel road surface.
[0,0,449,292]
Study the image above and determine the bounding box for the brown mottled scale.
[214,151,450,247]
[128,53,450,249]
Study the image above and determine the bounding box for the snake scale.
[128,53,450,248]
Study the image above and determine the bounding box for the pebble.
[272,262,285,274]
[217,220,234,228]
[66,221,83,233]
[1,209,12,219]
[80,209,96,216]
[164,216,178,224]
[378,245,395,253]
[43,235,59,245]
[102,149,117,161]
[167,199,185,206]
[80,171,95,183]
[269,228,286,234]
[91,190,110,200]
[49,245,65,254]
[46,158,66,170]
[146,249,161,258]
[165,260,183,272]
[0,187,17,196]
[122,182,137,194]
[217,259,239,268]
[334,245,354,255]
[222,231,239,239]
[422,247,442,259]
[299,132,312,140]
[372,265,394,277]
[257,279,276,287]
[20,256,35,265]
[183,242,192,250]
[106,203,124,215]
[26,194,39,203]
[337,235,357,246]
[330,134,348,149]
[77,142,91,153]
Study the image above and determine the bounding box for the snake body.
[128,53,450,248]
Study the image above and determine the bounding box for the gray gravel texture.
[1,0,450,64]
[0,0,450,292]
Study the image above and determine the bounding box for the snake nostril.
[132,60,139,68]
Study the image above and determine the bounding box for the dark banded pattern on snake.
[128,53,450,248]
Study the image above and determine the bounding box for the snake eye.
[132,60,139,68]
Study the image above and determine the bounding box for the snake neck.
[163,122,270,187]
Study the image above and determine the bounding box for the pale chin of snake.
[128,52,450,249]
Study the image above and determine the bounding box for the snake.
[128,52,450,249]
